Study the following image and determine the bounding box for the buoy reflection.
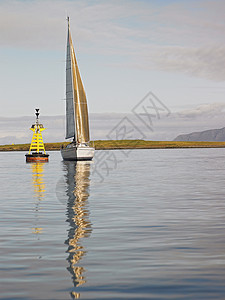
[30,162,46,235]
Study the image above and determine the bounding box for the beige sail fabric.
[69,30,90,144]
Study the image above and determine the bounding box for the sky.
[0,0,225,143]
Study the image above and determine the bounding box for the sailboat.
[61,17,95,161]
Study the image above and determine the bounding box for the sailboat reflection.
[30,162,46,235]
[64,161,92,299]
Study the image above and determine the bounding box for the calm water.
[1,149,225,299]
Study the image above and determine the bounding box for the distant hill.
[174,127,225,141]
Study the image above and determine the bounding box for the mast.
[66,16,76,141]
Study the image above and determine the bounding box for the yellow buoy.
[25,109,49,162]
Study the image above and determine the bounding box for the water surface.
[1,149,225,299]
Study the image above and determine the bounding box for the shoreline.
[1,140,225,152]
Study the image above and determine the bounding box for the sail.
[66,19,90,143]
[66,24,76,139]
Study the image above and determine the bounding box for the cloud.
[2,103,225,145]
[0,115,65,145]
[0,2,224,53]
[146,46,225,82]
[177,102,225,118]
[0,0,225,96]
[0,0,150,50]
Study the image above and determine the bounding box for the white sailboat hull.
[61,145,94,161]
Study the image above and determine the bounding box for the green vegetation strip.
[1,140,225,151]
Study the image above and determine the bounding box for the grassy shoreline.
[1,140,225,152]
